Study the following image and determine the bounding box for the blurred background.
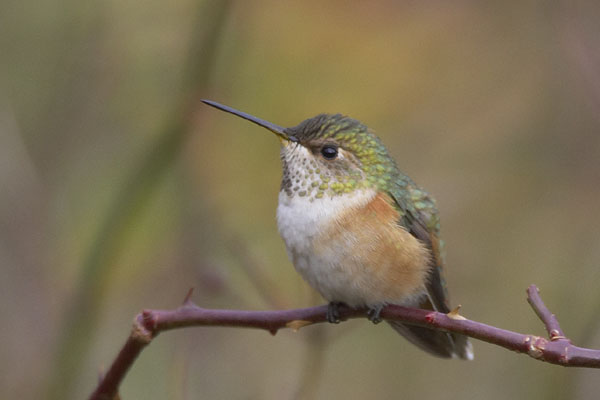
[2,0,600,399]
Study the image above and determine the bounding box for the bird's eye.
[321,145,338,160]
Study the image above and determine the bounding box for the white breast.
[276,189,376,304]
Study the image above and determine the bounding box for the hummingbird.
[203,100,473,359]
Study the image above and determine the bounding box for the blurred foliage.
[1,0,600,399]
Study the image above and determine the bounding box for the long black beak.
[202,100,297,142]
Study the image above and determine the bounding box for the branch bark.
[89,285,600,400]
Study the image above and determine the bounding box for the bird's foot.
[326,302,343,324]
[367,304,385,324]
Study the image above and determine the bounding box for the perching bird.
[203,100,473,360]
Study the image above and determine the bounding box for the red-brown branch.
[89,285,600,400]
[527,285,566,339]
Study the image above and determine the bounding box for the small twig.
[527,285,567,340]
[89,285,600,400]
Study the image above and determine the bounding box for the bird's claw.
[367,304,384,324]
[327,302,342,324]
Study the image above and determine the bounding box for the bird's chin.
[279,137,292,147]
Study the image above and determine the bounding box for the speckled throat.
[279,143,368,201]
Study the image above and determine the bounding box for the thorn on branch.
[183,287,196,306]
[286,320,313,332]
[447,305,467,320]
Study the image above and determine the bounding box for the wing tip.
[452,338,474,361]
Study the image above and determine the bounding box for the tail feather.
[388,321,473,360]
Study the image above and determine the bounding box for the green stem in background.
[47,2,232,399]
